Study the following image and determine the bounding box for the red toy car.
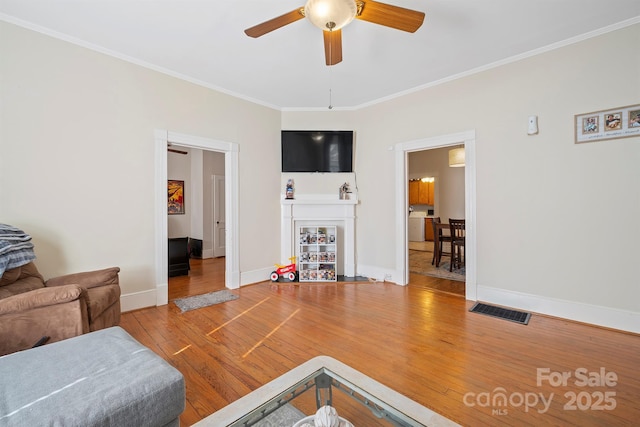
[271,256,298,282]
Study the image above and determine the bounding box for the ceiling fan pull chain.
[328,28,333,109]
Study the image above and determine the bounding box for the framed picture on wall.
[575,103,640,143]
[168,180,185,215]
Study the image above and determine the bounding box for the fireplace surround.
[281,195,357,278]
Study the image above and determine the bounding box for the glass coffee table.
[193,356,459,427]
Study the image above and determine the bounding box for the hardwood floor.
[121,263,640,426]
[168,257,226,301]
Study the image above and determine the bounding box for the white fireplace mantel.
[281,195,357,278]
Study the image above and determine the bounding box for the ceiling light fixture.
[304,0,358,31]
[448,148,465,167]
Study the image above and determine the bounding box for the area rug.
[173,290,238,313]
[253,404,306,427]
[409,248,465,282]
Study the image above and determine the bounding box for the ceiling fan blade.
[244,8,305,38]
[323,29,343,66]
[356,0,425,33]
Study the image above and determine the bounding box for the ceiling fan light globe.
[304,0,357,31]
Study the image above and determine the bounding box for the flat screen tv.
[281,130,354,173]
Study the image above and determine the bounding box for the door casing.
[155,130,240,307]
[394,130,477,300]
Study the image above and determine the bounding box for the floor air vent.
[469,303,531,325]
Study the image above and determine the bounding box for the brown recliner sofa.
[0,262,121,356]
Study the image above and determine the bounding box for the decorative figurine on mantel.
[339,182,351,200]
[285,179,295,199]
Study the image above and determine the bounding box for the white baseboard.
[356,264,400,285]
[122,268,266,313]
[241,266,275,287]
[241,264,399,287]
[124,269,637,334]
[201,249,214,259]
[477,285,640,334]
[121,289,158,312]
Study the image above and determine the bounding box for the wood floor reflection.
[168,257,226,301]
[121,261,640,426]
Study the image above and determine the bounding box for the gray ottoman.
[0,326,185,427]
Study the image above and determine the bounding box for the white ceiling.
[2,0,639,110]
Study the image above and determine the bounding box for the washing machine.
[408,212,426,241]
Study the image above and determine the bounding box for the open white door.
[213,174,226,258]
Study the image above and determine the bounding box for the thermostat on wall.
[528,115,539,135]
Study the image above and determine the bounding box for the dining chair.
[431,217,452,267]
[448,218,466,271]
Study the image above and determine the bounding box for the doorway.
[407,146,465,296]
[167,149,227,300]
[154,130,240,307]
[394,130,476,301]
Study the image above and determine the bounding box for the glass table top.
[193,356,458,427]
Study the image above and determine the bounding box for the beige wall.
[284,24,640,323]
[0,21,282,296]
[372,24,639,312]
[2,20,639,328]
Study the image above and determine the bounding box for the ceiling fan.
[244,0,425,66]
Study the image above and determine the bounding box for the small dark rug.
[174,290,238,313]
[469,302,531,325]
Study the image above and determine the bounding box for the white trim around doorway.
[154,129,240,307]
[394,130,477,301]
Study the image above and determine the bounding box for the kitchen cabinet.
[420,181,434,205]
[409,180,420,205]
[298,226,337,282]
[409,180,434,205]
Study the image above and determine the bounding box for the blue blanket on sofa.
[0,224,36,277]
